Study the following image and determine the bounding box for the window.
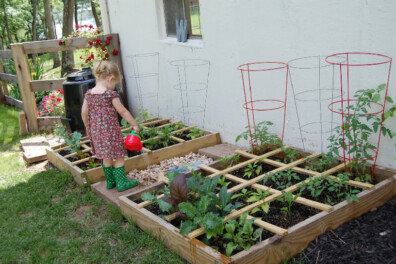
[163,0,202,38]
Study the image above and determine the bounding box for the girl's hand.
[133,125,139,134]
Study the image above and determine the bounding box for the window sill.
[159,37,203,48]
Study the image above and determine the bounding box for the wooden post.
[11,44,39,132]
[19,112,27,135]
[108,33,130,110]
[0,54,7,104]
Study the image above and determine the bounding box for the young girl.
[81,61,139,192]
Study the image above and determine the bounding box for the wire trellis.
[288,55,344,152]
[169,59,210,128]
[127,52,160,117]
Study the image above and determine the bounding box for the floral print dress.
[85,89,126,159]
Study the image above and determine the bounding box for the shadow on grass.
[0,168,185,263]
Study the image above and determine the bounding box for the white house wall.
[100,0,396,169]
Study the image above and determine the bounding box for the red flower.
[89,24,93,29]
[58,40,63,46]
[97,30,100,34]
[95,39,102,44]
[112,49,119,56]
[101,46,106,51]
[85,59,89,63]
[88,40,94,45]
[105,40,110,45]
[102,58,107,61]
[80,55,83,59]
[106,36,113,40]
[57,89,64,94]
[105,53,109,58]
[76,24,80,29]
[57,98,62,102]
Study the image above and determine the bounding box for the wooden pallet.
[118,147,396,264]
[47,118,221,186]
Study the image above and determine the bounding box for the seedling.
[243,158,264,179]
[236,121,282,154]
[187,127,204,139]
[231,188,253,201]
[264,169,301,190]
[276,191,300,224]
[216,154,241,169]
[216,175,231,191]
[223,212,263,257]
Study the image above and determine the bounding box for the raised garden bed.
[118,146,396,264]
[46,118,221,185]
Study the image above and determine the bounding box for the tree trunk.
[39,13,48,39]
[31,0,37,41]
[61,0,75,77]
[74,1,78,27]
[1,0,12,47]
[44,0,60,68]
[91,0,101,28]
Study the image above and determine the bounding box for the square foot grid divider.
[118,146,396,264]
[46,117,220,186]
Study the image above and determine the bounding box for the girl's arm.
[112,97,139,133]
[81,99,89,135]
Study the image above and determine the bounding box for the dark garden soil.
[229,163,278,179]
[293,195,396,264]
[127,150,142,158]
[143,140,179,151]
[298,185,363,206]
[175,131,193,141]
[251,200,321,229]
[262,170,310,191]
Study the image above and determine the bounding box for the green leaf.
[372,93,381,103]
[198,195,210,213]
[226,242,238,257]
[225,222,236,235]
[246,196,259,203]
[179,202,196,218]
[158,200,173,212]
[386,96,394,103]
[202,213,224,239]
[179,220,197,235]
[377,84,386,92]
[141,192,156,202]
[219,186,232,209]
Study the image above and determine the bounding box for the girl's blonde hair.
[93,60,122,82]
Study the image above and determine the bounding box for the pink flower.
[53,103,57,106]
[44,96,49,100]
[51,94,56,98]
[38,111,41,116]
[57,98,62,102]
[57,90,64,94]
[76,24,80,29]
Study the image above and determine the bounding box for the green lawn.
[0,104,184,263]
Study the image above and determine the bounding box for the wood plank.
[23,37,88,54]
[18,112,27,135]
[138,194,165,208]
[37,116,65,132]
[0,73,18,83]
[30,79,64,92]
[118,196,233,264]
[230,175,396,263]
[71,155,97,166]
[246,215,288,236]
[0,56,9,96]
[23,146,49,163]
[46,148,86,186]
[11,44,38,132]
[5,95,23,109]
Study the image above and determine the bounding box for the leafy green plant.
[56,125,81,153]
[216,154,241,169]
[135,109,152,122]
[187,127,204,139]
[216,175,231,191]
[304,153,339,173]
[276,191,300,224]
[236,121,282,154]
[231,188,253,201]
[248,188,271,221]
[223,212,263,257]
[243,159,264,179]
[328,84,396,181]
[297,174,360,205]
[281,147,303,163]
[264,169,301,190]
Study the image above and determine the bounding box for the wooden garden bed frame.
[46,118,221,186]
[0,33,126,133]
[118,146,396,264]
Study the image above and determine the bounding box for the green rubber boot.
[113,166,138,192]
[102,165,116,189]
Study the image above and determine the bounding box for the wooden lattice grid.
[135,146,375,240]
[53,118,201,165]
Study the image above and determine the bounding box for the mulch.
[294,195,396,264]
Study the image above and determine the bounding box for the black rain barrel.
[63,68,96,132]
